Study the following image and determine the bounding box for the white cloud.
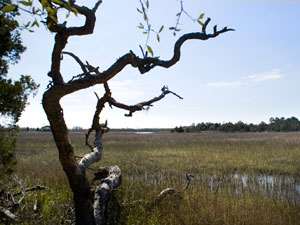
[247,70,284,82]
[206,69,284,88]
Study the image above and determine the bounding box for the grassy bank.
[12,131,300,224]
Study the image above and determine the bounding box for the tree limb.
[13,185,48,197]
[108,85,183,117]
[48,19,233,97]
[47,0,102,84]
[62,51,88,74]
[80,86,110,170]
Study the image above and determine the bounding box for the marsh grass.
[13,131,300,224]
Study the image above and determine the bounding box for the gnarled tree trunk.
[41,1,232,224]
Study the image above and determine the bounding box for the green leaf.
[176,12,180,17]
[157,34,160,42]
[143,31,147,34]
[71,7,78,16]
[169,27,176,30]
[51,0,63,5]
[66,13,70,18]
[159,25,164,33]
[18,1,32,6]
[31,20,39,27]
[137,8,142,14]
[1,5,16,13]
[199,13,205,19]
[25,21,31,28]
[143,14,147,21]
[46,7,55,15]
[146,0,149,9]
[49,15,58,23]
[147,45,154,56]
[41,0,47,8]
[47,21,53,28]
[14,20,19,27]
[197,20,204,26]
[138,22,144,29]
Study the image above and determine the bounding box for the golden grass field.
[12,131,300,224]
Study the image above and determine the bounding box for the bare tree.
[35,0,234,224]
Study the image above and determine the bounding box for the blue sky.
[8,0,300,128]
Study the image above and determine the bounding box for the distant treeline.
[20,127,170,133]
[172,117,300,133]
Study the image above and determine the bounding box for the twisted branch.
[81,82,182,172]
[47,19,233,97]
[80,88,110,170]
[46,0,102,84]
[108,85,183,117]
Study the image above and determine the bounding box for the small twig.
[183,172,194,191]
[92,0,103,13]
[62,51,88,74]
[13,185,48,197]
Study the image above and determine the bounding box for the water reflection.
[125,172,300,204]
[199,173,300,204]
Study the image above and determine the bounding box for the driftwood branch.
[0,176,48,223]
[122,172,193,209]
[93,166,122,225]
[0,206,17,221]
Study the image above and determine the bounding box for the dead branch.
[0,177,48,223]
[79,128,103,170]
[80,85,111,170]
[108,85,183,117]
[93,166,122,225]
[85,88,110,151]
[184,172,194,191]
[121,172,193,209]
[13,185,48,197]
[62,51,88,74]
[61,51,101,83]
[154,172,193,205]
[0,206,17,221]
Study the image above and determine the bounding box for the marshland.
[12,131,300,224]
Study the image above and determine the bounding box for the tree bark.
[42,93,95,224]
